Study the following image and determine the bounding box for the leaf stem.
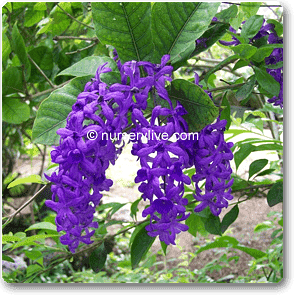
[27,54,56,89]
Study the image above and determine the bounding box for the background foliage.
[2,2,283,284]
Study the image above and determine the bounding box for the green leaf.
[240,2,261,19]
[25,222,57,232]
[13,234,60,249]
[2,97,30,124]
[221,205,239,233]
[2,66,23,95]
[253,66,280,97]
[264,61,283,70]
[8,175,45,189]
[2,33,11,65]
[168,79,218,132]
[130,197,142,221]
[11,23,31,81]
[248,159,268,180]
[12,234,60,249]
[151,2,220,65]
[252,47,274,63]
[267,19,283,36]
[89,243,107,273]
[232,59,249,71]
[131,222,155,269]
[4,2,12,12]
[160,241,168,256]
[195,235,267,259]
[2,255,15,263]
[185,213,206,237]
[215,5,238,22]
[241,15,264,39]
[234,143,256,171]
[255,168,275,178]
[24,250,43,263]
[254,222,272,233]
[235,75,256,102]
[57,56,118,77]
[2,235,21,244]
[231,44,257,59]
[34,2,47,11]
[190,23,230,58]
[204,213,222,236]
[26,264,43,277]
[267,181,283,207]
[32,75,91,145]
[92,2,153,63]
[220,93,231,130]
[24,9,44,27]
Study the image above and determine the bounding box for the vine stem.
[53,35,98,41]
[65,42,98,55]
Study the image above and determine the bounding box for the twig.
[264,2,280,18]
[28,54,56,89]
[31,80,72,99]
[206,83,245,93]
[65,42,98,55]
[222,2,282,7]
[53,35,98,42]
[56,3,94,30]
[2,184,50,229]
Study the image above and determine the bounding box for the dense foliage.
[2,2,283,283]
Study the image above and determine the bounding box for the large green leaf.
[11,23,31,81]
[131,222,155,269]
[92,2,153,63]
[32,76,91,145]
[151,2,220,65]
[3,97,30,124]
[168,79,218,132]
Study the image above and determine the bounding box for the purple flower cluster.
[46,51,234,251]
[218,18,283,108]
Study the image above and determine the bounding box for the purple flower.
[191,118,234,216]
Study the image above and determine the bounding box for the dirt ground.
[6,127,283,281]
